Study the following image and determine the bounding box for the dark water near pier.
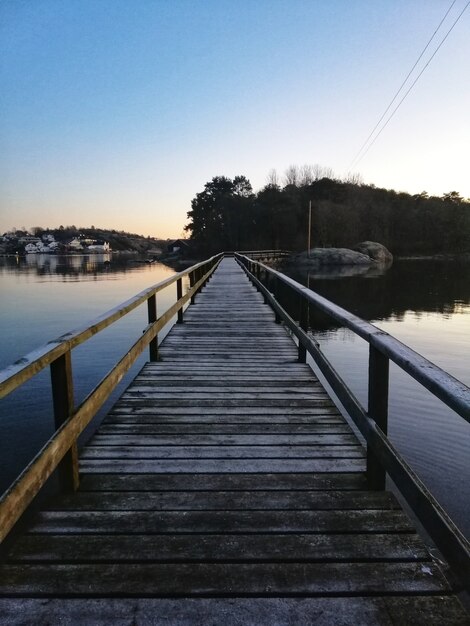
[0,254,469,538]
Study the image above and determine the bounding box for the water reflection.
[283,258,470,327]
[0,253,148,280]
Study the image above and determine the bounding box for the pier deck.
[0,258,468,624]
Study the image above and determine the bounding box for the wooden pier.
[0,257,469,624]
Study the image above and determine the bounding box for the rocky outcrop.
[284,242,393,269]
[287,248,373,267]
[353,241,393,264]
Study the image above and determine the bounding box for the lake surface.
[0,253,469,539]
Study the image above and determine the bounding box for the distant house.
[19,236,41,245]
[167,239,190,254]
[68,238,83,251]
[87,241,111,253]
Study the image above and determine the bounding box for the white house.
[68,238,83,250]
[87,241,111,253]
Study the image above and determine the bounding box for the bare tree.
[344,171,364,185]
[266,168,280,188]
[299,164,314,186]
[312,164,335,181]
[284,164,300,187]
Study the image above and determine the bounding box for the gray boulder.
[353,241,393,264]
[288,248,373,267]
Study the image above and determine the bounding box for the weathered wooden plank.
[129,380,324,387]
[89,432,357,444]
[0,596,468,626]
[104,414,344,424]
[133,379,318,386]
[93,426,353,437]
[113,398,336,408]
[139,366,314,373]
[108,406,339,416]
[78,472,368,492]
[122,388,329,398]
[79,458,366,473]
[27,509,412,534]
[81,445,364,460]
[162,337,295,343]
[156,356,302,360]
[0,562,449,595]
[45,490,397,512]
[8,532,424,562]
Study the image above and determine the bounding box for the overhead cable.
[349,0,457,170]
[349,0,468,170]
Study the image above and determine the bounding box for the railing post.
[298,296,308,362]
[147,294,158,361]
[262,268,268,304]
[190,270,196,304]
[50,351,79,491]
[367,344,389,490]
[177,278,183,323]
[273,276,281,324]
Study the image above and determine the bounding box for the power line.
[352,0,469,168]
[349,0,467,171]
[349,0,457,170]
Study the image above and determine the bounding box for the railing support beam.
[367,345,389,490]
[177,278,183,323]
[298,296,308,363]
[147,294,158,361]
[50,351,79,492]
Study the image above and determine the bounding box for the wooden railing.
[0,253,223,543]
[235,252,470,587]
[236,249,291,261]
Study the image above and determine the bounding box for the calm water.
[0,254,469,538]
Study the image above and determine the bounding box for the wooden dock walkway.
[0,257,468,624]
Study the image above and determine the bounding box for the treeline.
[2,225,167,254]
[185,168,470,255]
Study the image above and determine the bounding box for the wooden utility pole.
[307,201,312,257]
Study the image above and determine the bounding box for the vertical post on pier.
[50,351,79,492]
[273,276,281,324]
[177,278,183,323]
[298,295,308,362]
[147,294,158,361]
[192,267,201,302]
[190,270,196,304]
[367,344,389,490]
[307,200,312,258]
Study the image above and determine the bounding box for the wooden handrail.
[0,253,223,543]
[235,252,470,587]
[234,249,291,260]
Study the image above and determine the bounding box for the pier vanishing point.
[0,253,469,624]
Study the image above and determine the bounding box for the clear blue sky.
[1,0,469,238]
